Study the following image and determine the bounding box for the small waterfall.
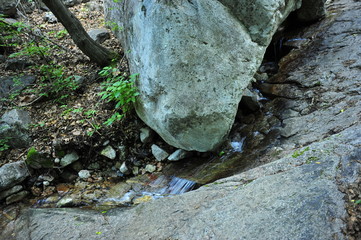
[231,137,246,153]
[150,175,196,195]
[165,177,196,195]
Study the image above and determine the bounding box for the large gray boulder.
[104,0,315,152]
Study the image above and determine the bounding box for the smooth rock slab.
[104,0,306,151]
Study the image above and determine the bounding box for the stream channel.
[31,16,312,211]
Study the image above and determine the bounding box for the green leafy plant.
[105,21,122,32]
[99,66,139,126]
[0,138,10,152]
[292,147,310,158]
[38,64,80,103]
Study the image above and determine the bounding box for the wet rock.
[43,12,58,23]
[296,0,327,22]
[254,72,268,82]
[119,162,129,175]
[258,83,303,99]
[0,75,36,99]
[56,197,74,208]
[60,152,79,167]
[168,149,189,161]
[78,170,91,180]
[101,145,116,160]
[0,185,23,201]
[5,58,33,71]
[104,0,309,152]
[6,191,28,205]
[88,28,110,44]
[0,161,29,191]
[140,127,153,144]
[104,182,131,200]
[240,88,261,112]
[144,164,156,173]
[151,144,169,162]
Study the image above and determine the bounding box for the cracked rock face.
[104,0,322,152]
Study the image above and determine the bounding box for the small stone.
[56,197,74,208]
[78,170,91,179]
[60,152,79,167]
[54,158,60,164]
[43,181,50,186]
[119,162,129,175]
[60,171,78,182]
[70,161,83,172]
[0,185,23,200]
[119,191,136,204]
[5,191,29,205]
[145,164,156,173]
[88,28,110,44]
[151,144,169,161]
[140,128,153,143]
[254,72,268,82]
[43,12,58,23]
[101,146,116,159]
[38,174,54,182]
[118,145,127,161]
[132,166,139,175]
[88,162,100,170]
[168,149,189,161]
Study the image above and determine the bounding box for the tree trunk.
[42,0,116,66]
